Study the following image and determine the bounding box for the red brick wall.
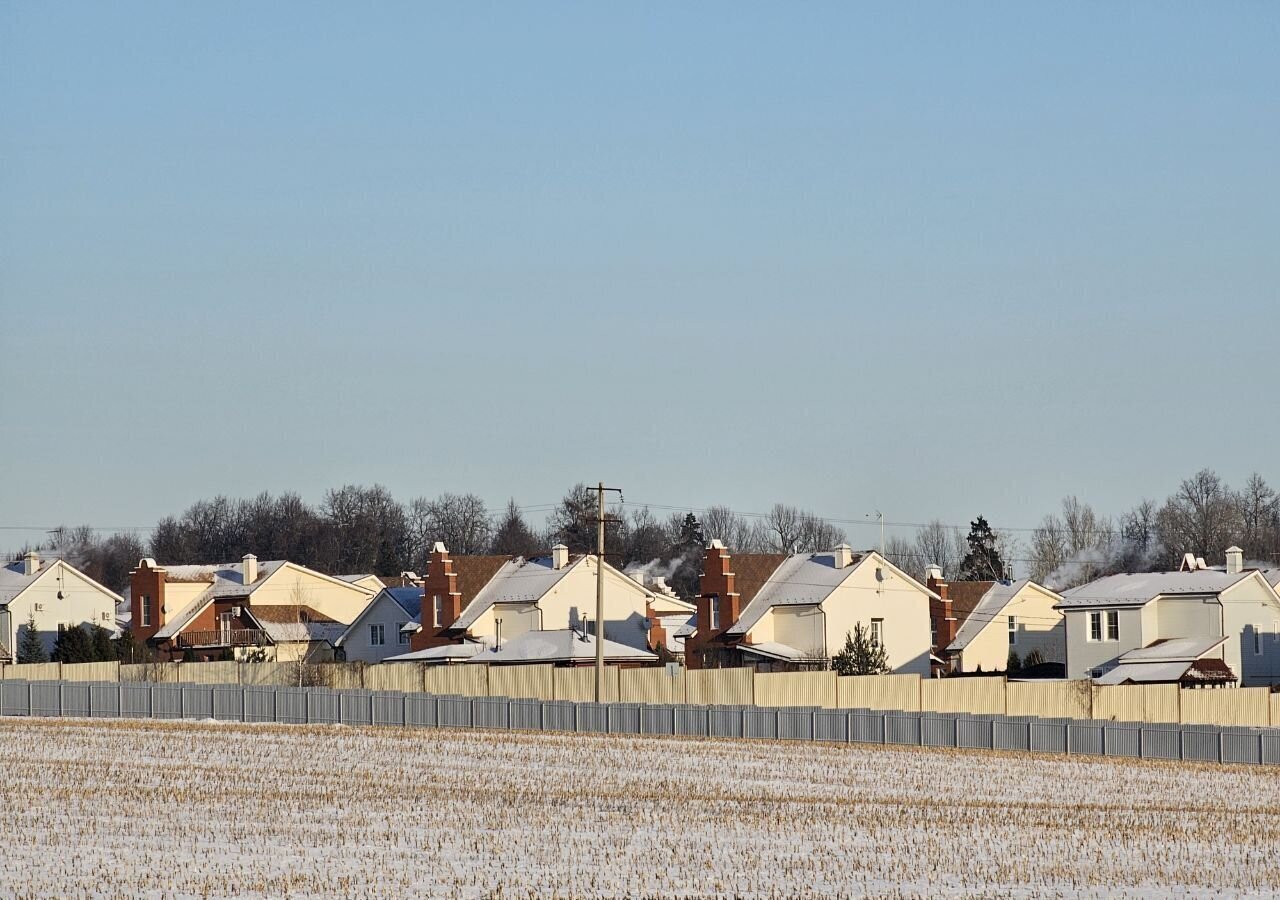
[686,544,742,670]
[410,546,463,651]
[129,560,167,643]
[927,575,957,654]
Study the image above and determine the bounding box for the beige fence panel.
[3,662,62,681]
[1272,694,1280,728]
[619,667,685,705]
[240,662,294,686]
[554,666,620,703]
[755,671,837,709]
[836,675,921,711]
[315,663,365,690]
[120,662,180,683]
[1006,681,1091,720]
[178,661,239,684]
[921,677,1006,715]
[366,664,425,693]
[490,664,555,700]
[1143,685,1181,723]
[1180,688,1270,727]
[1091,685,1145,722]
[685,668,753,706]
[423,664,489,697]
[60,661,119,682]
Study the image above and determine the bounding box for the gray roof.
[464,629,656,665]
[1262,569,1280,589]
[1120,636,1228,663]
[0,557,123,606]
[384,642,486,662]
[946,580,1059,652]
[1056,570,1251,609]
[450,556,584,631]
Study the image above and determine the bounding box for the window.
[1105,611,1119,642]
[930,619,937,646]
[1255,627,1263,655]
[140,595,152,627]
[1088,612,1102,642]
[1008,615,1017,645]
[870,618,884,646]
[397,622,409,645]
[709,597,720,631]
[369,624,385,646]
[432,596,443,628]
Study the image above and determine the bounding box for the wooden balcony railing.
[176,629,269,649]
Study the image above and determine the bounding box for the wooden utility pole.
[589,481,623,702]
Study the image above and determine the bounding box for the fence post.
[775,707,781,739]
[1179,727,1185,761]
[1064,722,1071,755]
[954,716,960,747]
[573,702,579,733]
[117,683,123,719]
[241,687,247,723]
[150,685,156,720]
[539,700,545,733]
[881,713,887,745]
[1218,729,1224,764]
[811,709,817,742]
[59,683,66,717]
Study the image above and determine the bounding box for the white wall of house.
[1062,607,1146,679]
[469,602,541,646]
[758,606,825,657]
[510,559,653,651]
[1220,577,1280,687]
[1150,596,1219,642]
[957,585,1065,673]
[339,593,417,663]
[4,563,119,658]
[251,564,374,624]
[817,558,932,676]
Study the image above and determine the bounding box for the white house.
[944,578,1065,673]
[0,551,123,661]
[1056,547,1280,686]
[334,584,423,663]
[686,541,935,675]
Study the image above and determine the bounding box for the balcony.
[176,629,269,650]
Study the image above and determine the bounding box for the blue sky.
[2,2,1278,548]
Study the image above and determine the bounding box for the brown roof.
[1183,658,1237,684]
[248,604,340,625]
[446,555,512,605]
[947,581,995,627]
[729,554,790,604]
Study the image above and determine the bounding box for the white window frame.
[1007,615,1016,645]
[1105,610,1119,642]
[1088,612,1102,642]
[140,595,152,627]
[432,596,443,628]
[709,597,720,631]
[369,623,385,646]
[397,622,409,645]
[870,618,884,647]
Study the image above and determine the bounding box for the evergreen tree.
[668,513,705,598]
[958,515,1008,581]
[1021,648,1045,670]
[830,623,890,676]
[51,625,92,664]
[1007,650,1022,674]
[89,624,117,662]
[17,613,47,664]
[114,628,142,665]
[490,499,542,558]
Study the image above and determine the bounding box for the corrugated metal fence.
[3,678,1277,767]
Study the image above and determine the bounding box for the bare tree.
[1234,473,1279,562]
[764,504,805,554]
[1155,469,1242,566]
[701,506,763,553]
[912,520,965,578]
[883,534,921,579]
[410,493,492,558]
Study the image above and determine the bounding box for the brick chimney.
[411,543,462,651]
[130,558,167,643]
[687,540,742,669]
[925,564,956,655]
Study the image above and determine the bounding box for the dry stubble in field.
[1,717,1279,898]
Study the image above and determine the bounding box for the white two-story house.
[0,551,123,661]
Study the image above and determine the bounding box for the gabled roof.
[726,550,935,637]
[447,555,576,631]
[946,581,995,626]
[1262,569,1280,590]
[0,557,124,607]
[1121,635,1229,663]
[1093,636,1232,685]
[333,586,425,647]
[740,641,807,662]
[1056,570,1253,609]
[244,605,346,644]
[464,629,657,665]
[947,580,1062,653]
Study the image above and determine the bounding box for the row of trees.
[15,613,126,664]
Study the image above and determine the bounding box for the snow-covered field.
[2,719,1279,898]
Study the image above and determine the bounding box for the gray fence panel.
[1181,728,1220,763]
[211,687,244,722]
[1029,721,1067,754]
[543,701,576,732]
[509,699,543,731]
[1068,722,1105,756]
[405,694,438,728]
[993,720,1030,752]
[608,704,641,735]
[181,686,213,720]
[435,696,472,728]
[303,689,339,725]
[640,705,675,736]
[371,692,406,727]
[1221,729,1262,766]
[244,687,277,723]
[30,682,62,717]
[921,716,958,748]
[744,708,780,740]
[709,707,745,739]
[778,709,815,741]
[1263,733,1280,766]
[152,684,183,720]
[851,712,886,744]
[89,683,120,718]
[473,697,511,730]
[957,717,993,750]
[120,683,152,719]
[1,681,30,716]
[814,710,849,743]
[1140,727,1180,761]
[1103,723,1141,758]
[61,683,91,718]
[885,713,921,746]
[338,691,374,727]
[577,703,609,734]
[674,706,708,737]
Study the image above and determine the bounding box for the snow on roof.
[336,573,375,584]
[1120,636,1228,663]
[334,586,426,647]
[0,557,123,606]
[947,580,1032,652]
[466,629,657,665]
[1056,570,1251,609]
[739,641,807,662]
[727,551,903,636]
[1094,661,1194,685]
[449,556,583,631]
[385,642,487,662]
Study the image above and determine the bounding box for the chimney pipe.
[832,543,854,568]
[551,544,570,570]
[1225,546,1244,576]
[242,553,258,584]
[22,551,39,577]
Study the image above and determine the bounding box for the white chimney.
[1225,546,1244,576]
[925,564,943,583]
[832,543,854,568]
[22,551,39,576]
[551,544,570,570]
[242,553,258,584]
